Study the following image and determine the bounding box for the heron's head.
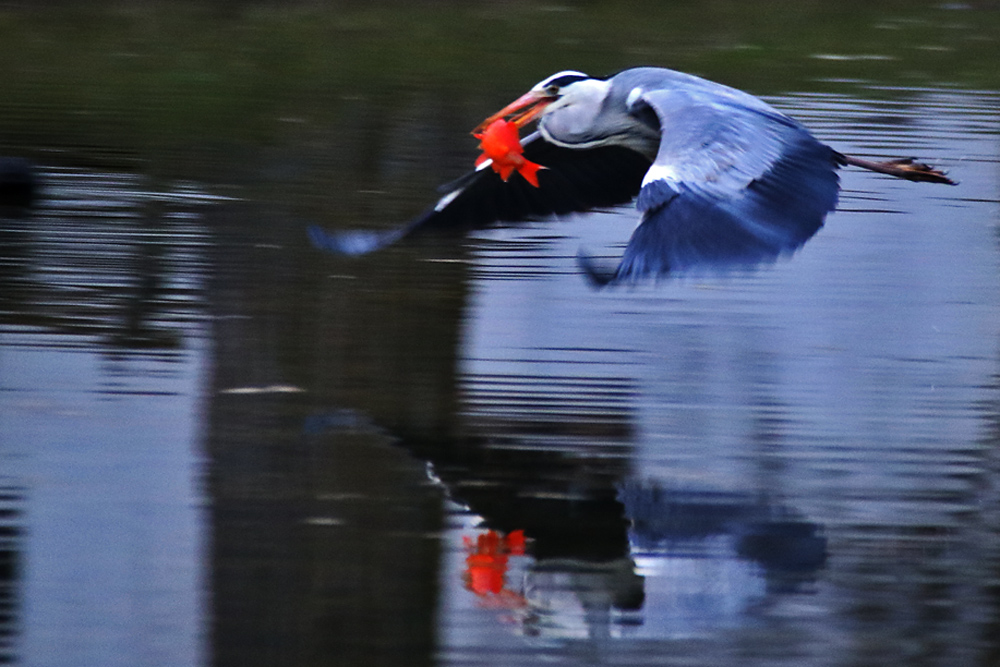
[473,71,613,147]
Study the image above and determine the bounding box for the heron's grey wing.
[309,132,652,256]
[589,88,839,283]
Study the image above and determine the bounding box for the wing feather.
[309,132,651,255]
[584,87,840,283]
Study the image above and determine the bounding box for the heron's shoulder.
[615,67,784,119]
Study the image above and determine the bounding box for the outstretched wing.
[309,131,652,255]
[584,86,840,284]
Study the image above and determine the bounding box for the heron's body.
[310,67,953,283]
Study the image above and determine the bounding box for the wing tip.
[308,224,402,256]
[576,249,623,288]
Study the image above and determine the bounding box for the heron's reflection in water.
[308,408,825,641]
[446,480,825,641]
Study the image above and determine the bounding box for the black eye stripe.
[545,74,590,89]
[535,71,591,92]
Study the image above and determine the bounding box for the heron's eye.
[544,84,560,96]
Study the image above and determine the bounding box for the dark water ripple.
[1,168,215,351]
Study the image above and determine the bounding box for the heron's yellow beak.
[472,90,555,135]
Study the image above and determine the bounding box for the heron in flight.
[310,67,953,284]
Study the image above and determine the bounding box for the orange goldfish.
[462,529,529,606]
[473,119,544,187]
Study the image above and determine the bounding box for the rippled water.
[0,170,213,665]
[2,34,1000,667]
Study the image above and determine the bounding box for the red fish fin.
[517,159,544,188]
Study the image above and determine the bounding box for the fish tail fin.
[517,160,544,188]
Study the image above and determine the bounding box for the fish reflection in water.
[310,66,953,284]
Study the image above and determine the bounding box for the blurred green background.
[0,0,996,180]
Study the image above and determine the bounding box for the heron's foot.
[841,154,956,185]
[879,158,956,185]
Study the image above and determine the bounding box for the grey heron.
[310,67,953,284]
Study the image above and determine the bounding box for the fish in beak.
[473,119,544,187]
[470,89,557,188]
